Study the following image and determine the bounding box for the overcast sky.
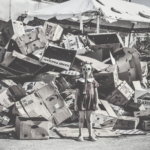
[123,0,150,7]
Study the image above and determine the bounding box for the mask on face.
[81,62,93,94]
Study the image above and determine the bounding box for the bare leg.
[79,111,85,136]
[86,111,97,141]
[86,111,93,137]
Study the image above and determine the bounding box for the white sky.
[123,0,150,7]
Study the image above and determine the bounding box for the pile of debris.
[0,19,149,140]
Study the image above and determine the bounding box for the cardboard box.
[75,55,109,72]
[142,120,150,130]
[106,80,134,106]
[35,83,72,125]
[1,51,44,74]
[15,28,47,55]
[63,36,86,54]
[84,50,103,62]
[0,84,26,108]
[116,48,142,85]
[9,84,26,101]
[64,75,80,88]
[92,113,114,128]
[24,25,43,33]
[94,65,119,89]
[102,118,117,128]
[0,80,16,108]
[134,109,150,120]
[0,88,14,108]
[94,129,120,137]
[15,117,49,140]
[113,116,139,130]
[40,44,76,70]
[87,33,124,60]
[16,83,72,126]
[3,20,25,42]
[56,76,71,92]
[15,101,29,118]
[133,81,150,109]
[125,101,145,112]
[92,99,117,128]
[141,62,148,77]
[18,93,52,121]
[0,34,7,47]
[62,89,76,100]
[0,114,10,125]
[65,110,79,122]
[0,79,17,87]
[0,18,6,31]
[134,90,150,109]
[4,51,11,60]
[53,106,72,125]
[0,46,5,63]
[0,105,9,113]
[22,82,46,94]
[5,34,21,53]
[102,116,139,130]
[32,71,59,83]
[43,22,63,41]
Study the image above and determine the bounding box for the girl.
[74,62,99,142]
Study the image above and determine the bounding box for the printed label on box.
[45,24,53,37]
[64,36,83,50]
[2,116,10,125]
[41,57,71,70]
[137,99,150,109]
[118,81,134,100]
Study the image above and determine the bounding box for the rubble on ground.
[0,18,150,140]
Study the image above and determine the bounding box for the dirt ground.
[0,132,150,150]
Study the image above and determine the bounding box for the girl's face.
[81,64,92,79]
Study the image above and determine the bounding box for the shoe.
[89,136,97,141]
[77,135,84,142]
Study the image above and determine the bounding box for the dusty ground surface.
[0,132,150,150]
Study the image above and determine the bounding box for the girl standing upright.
[74,62,99,142]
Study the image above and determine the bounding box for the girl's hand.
[74,105,78,111]
[95,104,99,110]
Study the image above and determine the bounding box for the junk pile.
[0,19,149,140]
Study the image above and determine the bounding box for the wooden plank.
[100,100,117,118]
[76,55,109,71]
[94,129,120,137]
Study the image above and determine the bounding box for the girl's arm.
[94,87,99,106]
[74,89,79,111]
